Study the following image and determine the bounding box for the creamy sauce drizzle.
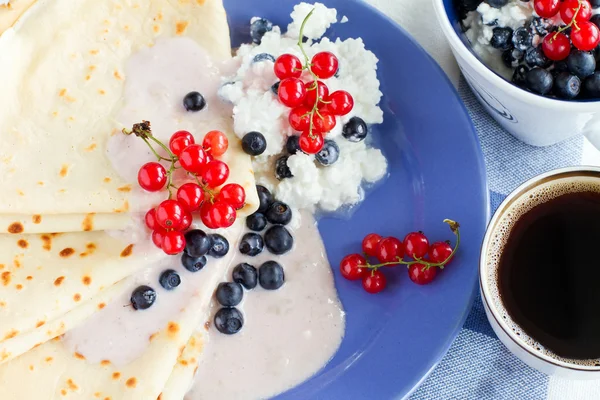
[187,212,345,400]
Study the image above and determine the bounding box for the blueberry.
[315,139,340,166]
[184,229,212,258]
[232,263,258,290]
[265,201,292,225]
[208,234,229,258]
[512,27,532,51]
[553,61,569,73]
[183,91,206,112]
[567,50,596,79]
[241,131,267,156]
[130,285,156,310]
[591,0,600,9]
[583,72,600,98]
[264,225,293,255]
[591,15,600,29]
[502,48,524,68]
[182,253,207,272]
[271,81,280,96]
[286,135,301,154]
[485,0,508,7]
[490,27,513,50]
[525,67,554,95]
[457,0,483,13]
[256,185,273,213]
[246,212,267,231]
[258,261,285,290]
[215,282,243,307]
[553,72,581,99]
[342,117,368,142]
[252,53,276,63]
[594,44,600,64]
[529,17,551,36]
[525,46,551,69]
[250,18,273,44]
[275,156,293,180]
[214,307,244,335]
[512,65,530,87]
[239,233,264,256]
[159,270,181,291]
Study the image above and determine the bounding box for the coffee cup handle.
[583,118,600,150]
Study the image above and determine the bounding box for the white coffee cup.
[432,0,600,149]
[480,166,600,379]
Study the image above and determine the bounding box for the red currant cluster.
[339,220,460,294]
[537,0,600,60]
[274,9,354,154]
[124,121,246,255]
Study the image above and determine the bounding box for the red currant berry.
[310,52,339,79]
[534,0,561,18]
[375,237,404,265]
[327,90,354,116]
[179,144,209,174]
[152,228,166,249]
[429,241,454,265]
[199,202,219,229]
[202,130,229,157]
[155,199,185,230]
[218,183,246,209]
[362,233,382,257]
[561,0,592,23]
[176,183,205,211]
[138,162,167,192]
[162,231,186,255]
[169,130,195,156]
[274,54,303,79]
[298,131,324,154]
[408,263,437,285]
[304,81,329,108]
[145,208,158,230]
[278,78,307,108]
[340,254,367,280]
[312,111,336,133]
[211,201,237,228]
[289,106,311,131]
[542,33,571,61]
[571,21,600,51]
[404,231,430,259]
[202,160,230,188]
[179,209,193,231]
[362,270,386,294]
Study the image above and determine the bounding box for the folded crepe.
[0,0,258,234]
[0,222,243,400]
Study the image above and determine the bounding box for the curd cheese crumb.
[341,16,349,23]
[286,2,337,39]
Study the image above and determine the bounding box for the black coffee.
[499,191,600,360]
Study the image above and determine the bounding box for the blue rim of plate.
[224,0,490,398]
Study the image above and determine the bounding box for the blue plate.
[224,0,490,398]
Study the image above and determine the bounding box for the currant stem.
[553,0,583,39]
[364,220,461,271]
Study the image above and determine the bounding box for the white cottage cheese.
[221,2,387,212]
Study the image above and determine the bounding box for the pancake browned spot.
[176,21,189,35]
[74,352,85,360]
[2,271,11,286]
[82,213,95,231]
[15,284,22,290]
[26,275,32,280]
[13,257,21,268]
[167,322,180,337]
[29,365,34,371]
[41,234,52,251]
[67,378,78,390]
[73,293,81,302]
[60,248,75,257]
[54,276,65,286]
[0,264,4,270]
[59,164,69,177]
[204,321,210,331]
[45,357,53,363]
[117,184,132,192]
[114,70,123,80]
[4,329,18,340]
[98,302,106,310]
[112,372,121,380]
[7,222,23,234]
[120,244,134,257]
[100,359,111,366]
[82,276,92,285]
[61,389,67,396]
[179,359,189,366]
[85,143,97,151]
[196,0,206,4]
[149,332,159,342]
[125,377,137,388]
[36,321,45,328]
[104,177,111,183]
[17,239,28,249]
[32,215,42,224]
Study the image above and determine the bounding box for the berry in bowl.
[433,0,600,148]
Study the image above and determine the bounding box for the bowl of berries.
[433,0,600,148]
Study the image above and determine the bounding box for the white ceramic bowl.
[432,0,600,149]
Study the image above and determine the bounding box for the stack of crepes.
[0,0,257,398]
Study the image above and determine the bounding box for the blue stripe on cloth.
[409,81,567,399]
